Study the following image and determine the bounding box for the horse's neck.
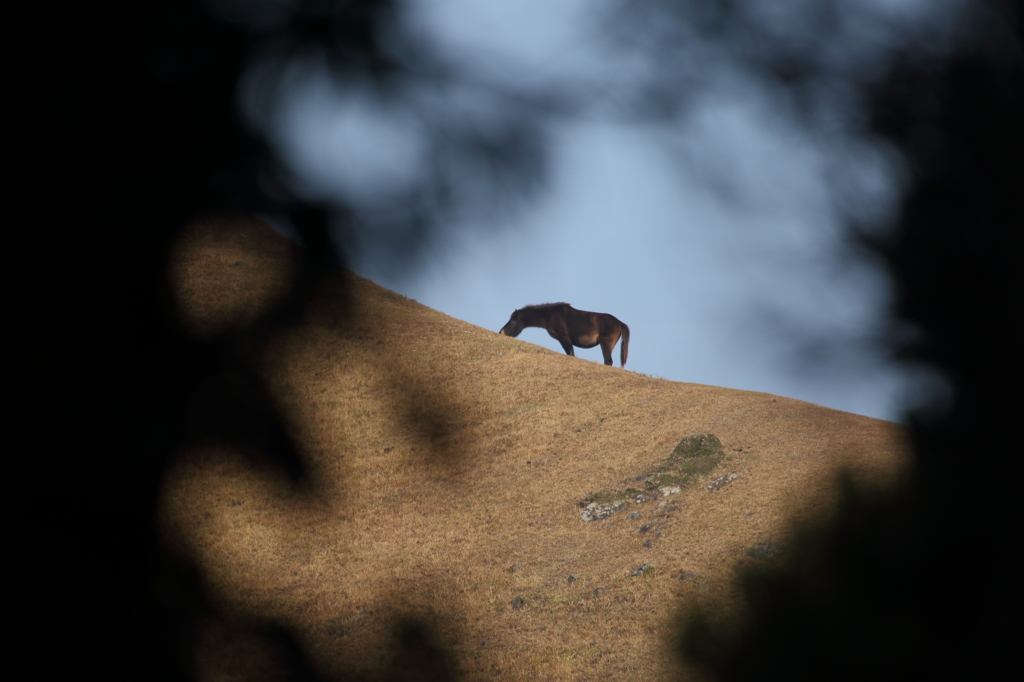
[525,309,556,328]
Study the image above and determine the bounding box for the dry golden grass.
[161,215,911,681]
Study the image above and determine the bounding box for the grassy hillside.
[162,214,910,681]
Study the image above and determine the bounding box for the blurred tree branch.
[14,0,1022,679]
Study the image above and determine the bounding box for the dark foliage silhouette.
[16,2,514,679]
[17,0,1021,679]
[679,1,1023,679]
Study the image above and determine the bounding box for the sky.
[249,0,962,422]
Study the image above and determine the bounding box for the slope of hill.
[162,215,910,681]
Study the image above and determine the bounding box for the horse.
[498,303,630,367]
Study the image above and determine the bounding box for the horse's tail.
[620,321,630,368]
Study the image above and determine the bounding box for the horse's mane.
[519,302,571,311]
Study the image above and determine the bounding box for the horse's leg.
[598,319,621,366]
[600,335,614,365]
[550,316,575,357]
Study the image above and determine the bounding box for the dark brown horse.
[498,303,630,367]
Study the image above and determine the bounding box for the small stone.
[567,574,580,583]
[511,596,526,610]
[581,500,627,522]
[508,563,526,572]
[626,511,641,521]
[642,540,653,548]
[630,563,654,576]
[707,473,740,491]
[678,572,698,582]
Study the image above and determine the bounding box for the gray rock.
[581,499,627,522]
[707,473,740,491]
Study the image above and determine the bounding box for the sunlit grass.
[161,215,911,681]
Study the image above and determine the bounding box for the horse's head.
[498,309,525,337]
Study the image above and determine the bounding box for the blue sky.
[250,0,961,422]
